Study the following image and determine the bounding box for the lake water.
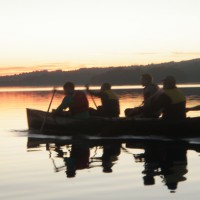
[1,85,200,200]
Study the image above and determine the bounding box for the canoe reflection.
[63,143,90,178]
[91,143,121,173]
[27,137,122,177]
[27,136,197,192]
[129,141,188,192]
[60,141,121,176]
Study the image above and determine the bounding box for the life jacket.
[101,90,120,116]
[164,88,186,104]
[163,88,186,119]
[69,91,89,115]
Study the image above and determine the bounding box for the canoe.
[26,108,200,137]
[26,108,118,135]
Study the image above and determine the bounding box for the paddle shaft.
[85,84,98,109]
[40,89,56,131]
[91,94,98,109]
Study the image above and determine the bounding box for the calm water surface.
[1,86,200,200]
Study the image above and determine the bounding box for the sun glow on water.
[1,84,200,93]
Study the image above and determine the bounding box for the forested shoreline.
[0,58,200,86]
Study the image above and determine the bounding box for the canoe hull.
[26,108,117,135]
[26,108,200,137]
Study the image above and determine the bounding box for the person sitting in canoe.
[148,75,186,120]
[53,81,89,119]
[125,73,159,118]
[86,82,120,117]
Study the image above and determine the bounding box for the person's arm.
[152,93,171,111]
[141,91,171,113]
[143,84,159,102]
[85,85,102,98]
[55,96,73,113]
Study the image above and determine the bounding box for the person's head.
[162,76,176,89]
[166,182,177,192]
[103,166,113,173]
[143,175,155,185]
[101,83,111,92]
[141,73,153,86]
[63,81,75,95]
[65,170,76,178]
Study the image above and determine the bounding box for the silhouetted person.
[146,75,186,120]
[141,73,159,103]
[125,73,159,118]
[86,83,120,117]
[53,81,89,119]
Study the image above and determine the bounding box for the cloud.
[135,52,158,55]
[0,62,93,76]
[172,52,200,56]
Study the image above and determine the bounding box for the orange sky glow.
[0,0,200,76]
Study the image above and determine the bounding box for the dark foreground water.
[1,86,200,200]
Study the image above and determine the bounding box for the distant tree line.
[0,58,200,87]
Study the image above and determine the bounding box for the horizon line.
[1,57,200,77]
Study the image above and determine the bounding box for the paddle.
[85,84,98,109]
[40,88,56,132]
[186,105,200,112]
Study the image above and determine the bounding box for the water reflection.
[27,135,199,193]
[91,142,121,173]
[63,141,90,178]
[28,137,122,177]
[1,86,200,199]
[129,140,188,193]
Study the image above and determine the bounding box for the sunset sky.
[1,0,200,75]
